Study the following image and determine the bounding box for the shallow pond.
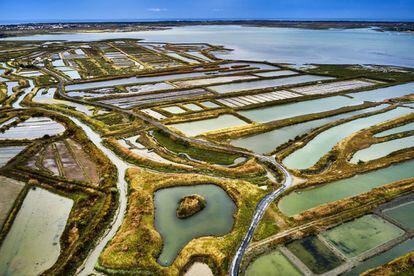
[347,82,414,102]
[283,107,412,170]
[383,201,414,230]
[208,75,333,94]
[374,121,414,137]
[162,106,186,114]
[6,81,19,96]
[0,117,65,140]
[0,187,73,275]
[321,215,404,258]
[0,146,26,168]
[231,105,386,154]
[286,235,343,274]
[154,184,236,266]
[254,70,298,78]
[344,238,414,276]
[245,250,302,276]
[239,96,361,124]
[278,159,414,216]
[169,114,248,136]
[350,135,414,163]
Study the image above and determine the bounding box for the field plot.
[217,90,301,108]
[0,117,65,140]
[291,79,380,95]
[0,176,25,227]
[25,138,100,185]
[321,215,404,258]
[100,89,210,109]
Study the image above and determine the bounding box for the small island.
[176,194,207,219]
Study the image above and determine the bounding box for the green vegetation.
[152,129,241,165]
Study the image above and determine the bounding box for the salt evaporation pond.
[0,117,65,140]
[283,107,412,170]
[170,114,248,136]
[231,105,386,154]
[0,146,26,168]
[0,188,73,275]
[350,135,414,163]
[239,96,361,124]
[374,121,414,137]
[246,250,302,276]
[154,184,235,266]
[278,159,414,216]
[321,215,404,258]
[344,238,414,276]
[347,82,414,102]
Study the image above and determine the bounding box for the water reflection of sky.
[3,25,414,67]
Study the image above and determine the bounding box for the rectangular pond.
[0,187,73,275]
[278,159,414,216]
[344,238,414,276]
[231,105,386,154]
[246,250,302,276]
[239,95,362,123]
[169,114,248,137]
[321,215,404,258]
[283,107,412,170]
[208,75,333,94]
[383,201,414,230]
[286,235,343,274]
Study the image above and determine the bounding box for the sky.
[1,0,413,23]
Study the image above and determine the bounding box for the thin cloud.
[148,8,168,12]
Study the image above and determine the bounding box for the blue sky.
[1,0,413,22]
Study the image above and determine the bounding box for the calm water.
[383,201,414,230]
[0,146,26,168]
[208,75,333,94]
[246,250,302,276]
[283,107,412,170]
[239,96,361,124]
[231,105,386,154]
[350,135,414,163]
[374,121,414,137]
[344,238,414,276]
[321,214,404,258]
[4,26,414,67]
[347,82,414,102]
[0,188,73,275]
[278,159,414,216]
[154,184,235,266]
[169,114,248,136]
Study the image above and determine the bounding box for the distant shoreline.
[1,20,414,38]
